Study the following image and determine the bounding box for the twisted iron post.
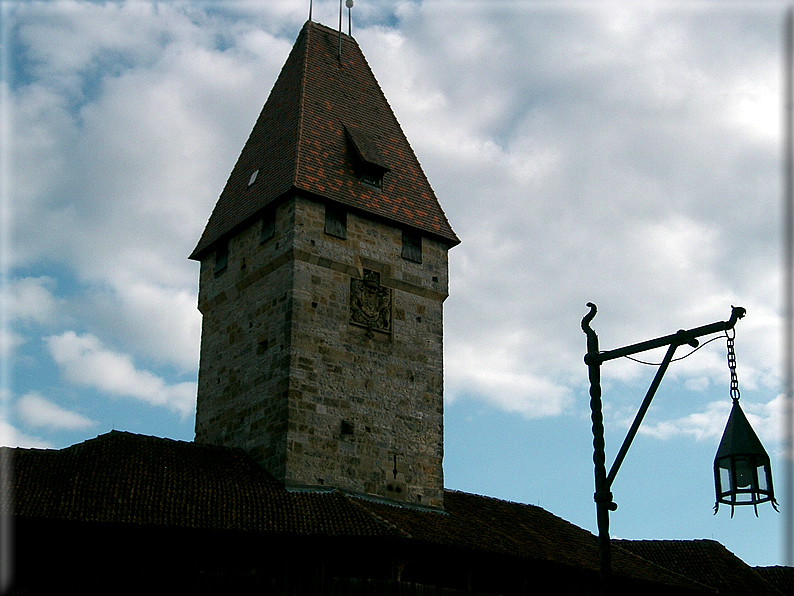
[581,304,745,595]
[582,303,614,594]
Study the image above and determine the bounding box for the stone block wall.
[195,193,449,508]
[194,198,297,480]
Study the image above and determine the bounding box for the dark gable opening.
[214,239,229,275]
[325,203,347,239]
[402,230,422,264]
[344,125,390,189]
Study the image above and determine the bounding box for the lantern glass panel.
[736,490,754,503]
[757,465,768,491]
[719,466,731,493]
[734,456,753,489]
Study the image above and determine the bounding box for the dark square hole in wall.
[260,208,275,243]
[341,420,354,436]
[214,240,229,275]
[402,230,422,263]
[325,204,347,239]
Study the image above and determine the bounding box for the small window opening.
[214,240,229,275]
[248,169,259,187]
[260,209,275,243]
[325,204,347,239]
[345,125,389,189]
[402,230,422,263]
[360,171,384,188]
[341,420,354,436]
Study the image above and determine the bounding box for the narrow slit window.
[260,208,275,243]
[401,230,422,263]
[214,240,229,275]
[248,169,259,187]
[325,204,347,239]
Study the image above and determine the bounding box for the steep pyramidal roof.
[191,20,458,260]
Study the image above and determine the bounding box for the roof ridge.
[292,21,311,192]
[344,494,413,538]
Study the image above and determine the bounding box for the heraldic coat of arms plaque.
[350,270,391,333]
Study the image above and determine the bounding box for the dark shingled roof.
[6,431,389,536]
[5,431,724,593]
[190,20,458,260]
[616,539,784,596]
[755,566,794,595]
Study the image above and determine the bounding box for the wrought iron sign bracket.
[581,303,745,594]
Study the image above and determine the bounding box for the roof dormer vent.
[344,125,389,188]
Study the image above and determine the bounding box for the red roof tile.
[190,21,458,260]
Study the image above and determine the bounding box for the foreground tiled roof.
[190,20,458,260]
[756,566,794,595]
[357,491,711,592]
[6,431,388,536]
[5,431,722,592]
[616,539,784,596]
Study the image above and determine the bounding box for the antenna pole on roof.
[338,0,343,60]
[309,0,312,21]
[347,0,353,36]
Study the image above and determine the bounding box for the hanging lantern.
[714,399,777,516]
[713,329,778,516]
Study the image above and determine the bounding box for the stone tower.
[190,21,458,509]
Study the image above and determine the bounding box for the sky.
[1,0,788,568]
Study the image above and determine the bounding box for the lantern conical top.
[714,399,778,516]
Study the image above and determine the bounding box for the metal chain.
[726,328,740,402]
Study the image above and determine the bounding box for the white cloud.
[16,392,95,431]
[445,335,574,418]
[2,276,58,325]
[82,280,201,373]
[0,329,25,357]
[0,417,52,449]
[364,5,781,419]
[0,276,59,356]
[639,394,782,445]
[9,3,782,435]
[46,331,196,417]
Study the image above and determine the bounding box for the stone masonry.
[195,195,449,508]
